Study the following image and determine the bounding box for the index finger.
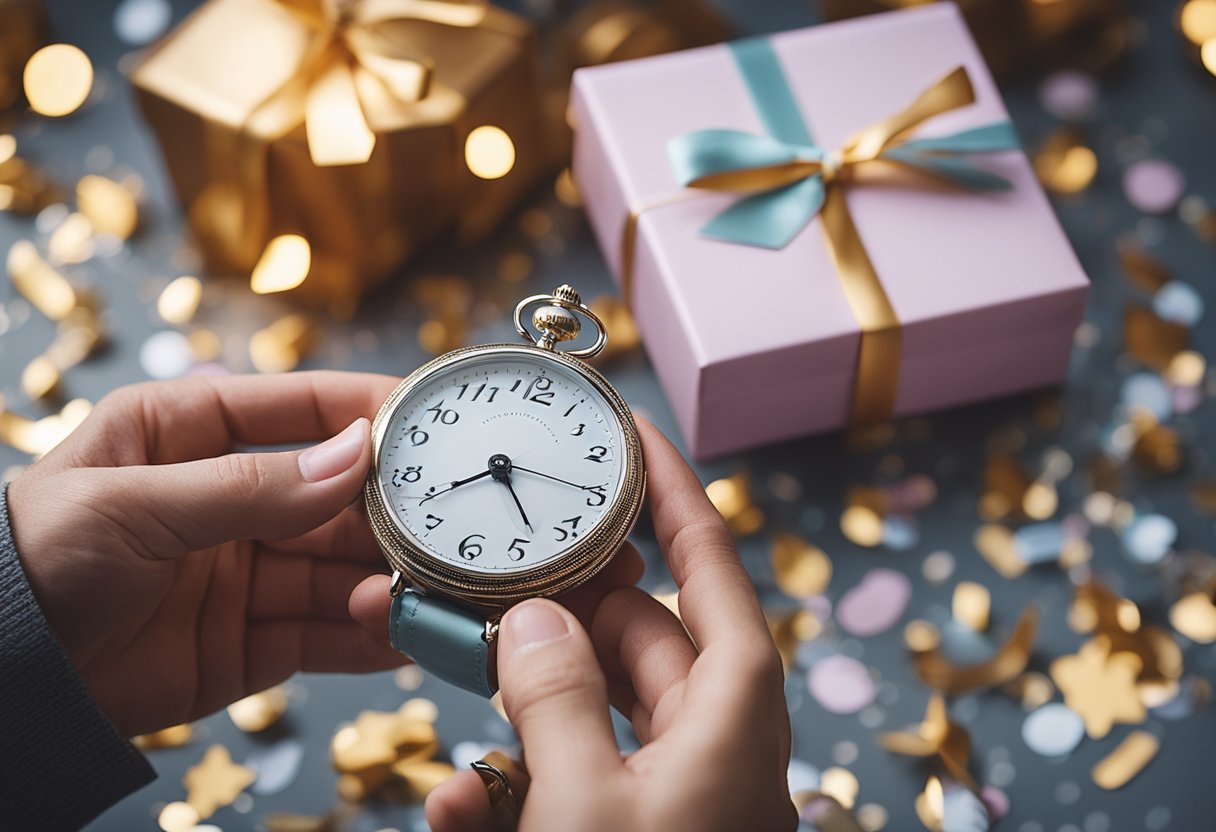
[636,417,769,651]
[55,371,402,467]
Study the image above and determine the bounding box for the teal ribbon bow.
[665,38,1021,250]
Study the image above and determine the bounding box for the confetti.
[1121,513,1177,565]
[465,125,516,180]
[134,723,193,750]
[251,235,311,294]
[1092,730,1159,790]
[249,314,314,373]
[76,174,139,240]
[770,533,832,598]
[951,582,990,632]
[7,241,77,320]
[23,44,93,118]
[227,685,288,732]
[113,0,173,45]
[706,472,764,535]
[808,655,876,715]
[1124,304,1188,370]
[1169,592,1216,643]
[1038,70,1098,121]
[818,767,860,810]
[1050,637,1146,739]
[840,505,883,547]
[1153,281,1205,327]
[247,739,305,795]
[912,607,1037,695]
[836,569,911,637]
[157,801,200,832]
[183,745,255,819]
[1123,158,1185,215]
[879,695,976,790]
[1033,129,1097,194]
[157,276,202,325]
[1117,242,1171,293]
[1021,703,1086,757]
[140,330,194,379]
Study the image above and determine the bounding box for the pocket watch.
[365,285,645,696]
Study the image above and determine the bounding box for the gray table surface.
[2,1,1215,830]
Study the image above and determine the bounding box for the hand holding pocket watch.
[364,285,645,696]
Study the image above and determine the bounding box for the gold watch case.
[364,341,646,611]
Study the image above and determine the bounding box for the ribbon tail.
[819,186,901,426]
[305,57,377,166]
[700,176,825,250]
[881,148,1014,191]
[896,122,1021,154]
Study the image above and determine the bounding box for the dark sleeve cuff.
[0,483,156,830]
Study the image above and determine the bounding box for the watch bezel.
[365,343,646,609]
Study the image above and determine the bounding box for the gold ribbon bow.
[623,65,1015,426]
[275,0,488,166]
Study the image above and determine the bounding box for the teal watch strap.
[389,590,496,697]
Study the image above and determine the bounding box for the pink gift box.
[571,4,1089,458]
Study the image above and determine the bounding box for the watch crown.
[552,284,581,306]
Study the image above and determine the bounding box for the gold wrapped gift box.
[0,0,47,111]
[131,0,545,312]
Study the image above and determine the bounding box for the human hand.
[5,372,411,737]
[419,419,797,832]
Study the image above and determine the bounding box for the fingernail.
[504,602,570,654]
[299,418,368,482]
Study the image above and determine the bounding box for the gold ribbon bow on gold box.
[132,0,542,310]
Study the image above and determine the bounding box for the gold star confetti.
[771,533,832,598]
[1050,637,1146,739]
[879,695,977,790]
[227,685,288,732]
[182,744,255,819]
[1092,730,1159,790]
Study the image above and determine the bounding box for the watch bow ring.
[365,285,646,696]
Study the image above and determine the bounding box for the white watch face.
[376,351,627,576]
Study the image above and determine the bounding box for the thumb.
[497,599,621,784]
[97,417,371,554]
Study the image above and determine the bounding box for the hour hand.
[418,468,494,505]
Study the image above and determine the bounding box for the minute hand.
[511,465,595,491]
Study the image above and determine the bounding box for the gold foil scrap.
[914,776,945,832]
[21,355,59,401]
[7,240,77,320]
[840,505,883,548]
[391,759,457,800]
[1124,303,1188,370]
[879,694,976,790]
[912,606,1037,695]
[1092,730,1159,790]
[227,685,288,732]
[974,524,1028,579]
[1132,422,1183,475]
[705,472,764,535]
[76,174,138,240]
[250,314,314,373]
[770,533,832,598]
[134,723,194,750]
[1033,129,1097,195]
[1117,241,1172,293]
[1050,636,1146,739]
[182,744,255,819]
[903,620,940,653]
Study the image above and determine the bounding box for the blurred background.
[1,0,1215,830]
